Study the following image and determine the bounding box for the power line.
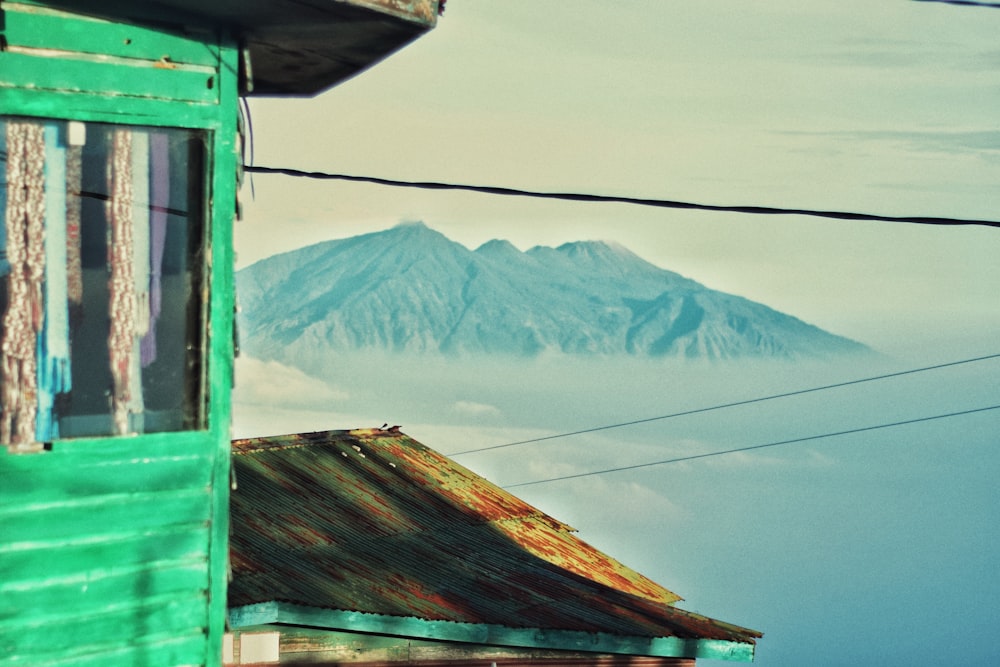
[912,0,1000,8]
[448,353,1000,456]
[243,165,1000,229]
[502,404,1000,489]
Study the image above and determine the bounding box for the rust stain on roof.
[229,428,761,645]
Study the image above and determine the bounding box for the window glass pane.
[1,117,206,449]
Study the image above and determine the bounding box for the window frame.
[0,14,239,454]
[1,117,214,448]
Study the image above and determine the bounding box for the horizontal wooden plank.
[255,603,756,662]
[1,596,209,660]
[1,487,211,545]
[20,632,210,667]
[258,627,695,666]
[2,3,221,66]
[0,557,208,624]
[0,85,226,126]
[0,523,211,584]
[0,449,214,505]
[0,50,219,104]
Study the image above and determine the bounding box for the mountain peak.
[384,220,441,239]
[370,220,460,249]
[555,239,640,262]
[395,220,428,230]
[475,239,523,257]
[236,223,872,361]
[523,239,678,285]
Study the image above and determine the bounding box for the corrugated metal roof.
[229,428,761,652]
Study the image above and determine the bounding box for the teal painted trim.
[203,32,240,667]
[229,603,756,663]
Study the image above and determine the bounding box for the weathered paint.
[228,624,698,666]
[0,2,225,123]
[18,0,442,96]
[355,0,439,23]
[228,430,760,662]
[231,601,754,663]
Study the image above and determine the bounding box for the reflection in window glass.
[1,118,206,450]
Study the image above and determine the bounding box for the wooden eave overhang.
[20,0,440,96]
[229,602,757,663]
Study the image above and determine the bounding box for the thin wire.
[503,404,1000,488]
[243,165,1000,229]
[240,97,256,200]
[912,0,1000,8]
[448,352,1000,456]
[76,189,188,218]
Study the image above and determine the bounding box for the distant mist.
[233,346,1000,667]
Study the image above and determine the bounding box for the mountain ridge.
[237,222,872,364]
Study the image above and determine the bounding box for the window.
[1,118,207,452]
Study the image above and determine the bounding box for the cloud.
[585,477,685,521]
[234,356,349,408]
[452,400,502,417]
[803,449,838,468]
[779,129,1000,156]
[512,474,688,559]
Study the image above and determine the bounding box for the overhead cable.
[912,0,1000,8]
[502,404,1000,488]
[448,352,1000,456]
[243,165,1000,229]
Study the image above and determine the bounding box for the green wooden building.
[0,2,440,665]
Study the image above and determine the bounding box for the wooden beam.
[229,603,756,662]
[229,627,695,666]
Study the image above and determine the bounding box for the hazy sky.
[235,4,1000,665]
[239,0,1000,358]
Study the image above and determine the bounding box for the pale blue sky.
[235,4,1000,665]
[240,0,999,358]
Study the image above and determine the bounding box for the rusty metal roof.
[228,429,760,659]
[30,0,440,96]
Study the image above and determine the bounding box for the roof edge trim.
[228,602,755,662]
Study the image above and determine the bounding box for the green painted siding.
[0,2,238,665]
[0,50,220,103]
[0,2,225,125]
[2,4,221,66]
[0,441,228,667]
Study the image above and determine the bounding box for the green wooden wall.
[0,3,238,665]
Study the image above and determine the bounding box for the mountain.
[236,221,871,364]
